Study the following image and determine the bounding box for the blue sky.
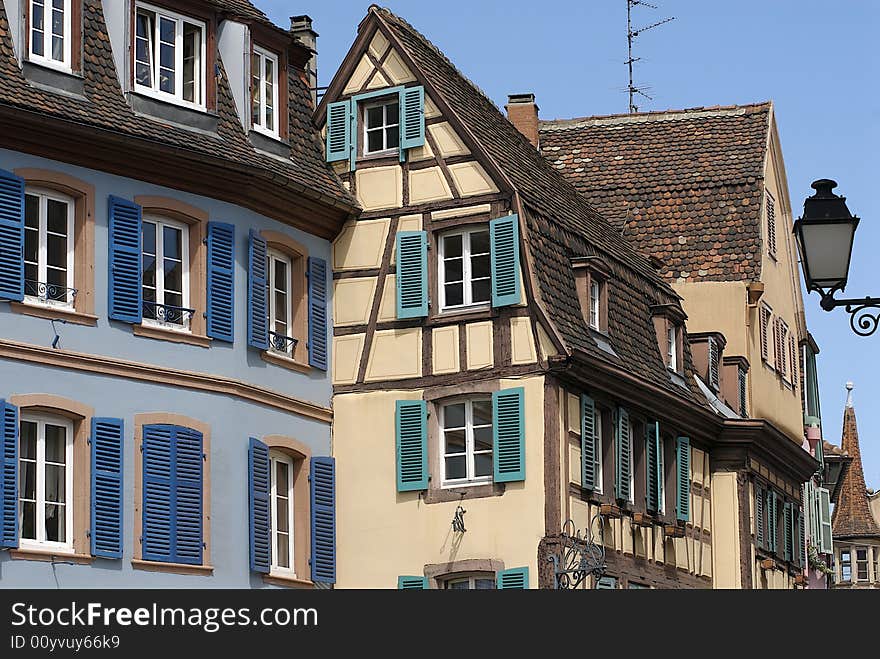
[255,1,880,486]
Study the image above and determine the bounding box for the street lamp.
[794,179,880,336]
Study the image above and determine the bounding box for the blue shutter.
[615,408,631,502]
[248,437,271,574]
[247,229,268,350]
[310,456,336,584]
[142,425,174,562]
[0,169,25,302]
[581,395,596,491]
[645,422,659,512]
[399,85,425,156]
[497,567,529,589]
[398,576,428,589]
[326,99,352,163]
[490,214,521,307]
[0,400,18,548]
[173,426,204,566]
[308,257,328,370]
[755,485,765,549]
[90,418,124,559]
[493,387,525,483]
[108,196,142,323]
[396,231,428,319]
[206,221,235,343]
[396,400,428,492]
[675,436,690,522]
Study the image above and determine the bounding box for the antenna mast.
[627,0,675,113]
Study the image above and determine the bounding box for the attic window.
[708,337,720,390]
[650,303,686,376]
[29,0,72,71]
[363,99,400,155]
[251,46,279,137]
[572,257,610,334]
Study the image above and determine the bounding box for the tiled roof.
[823,440,847,457]
[832,394,880,538]
[0,0,354,209]
[539,104,772,283]
[373,7,706,403]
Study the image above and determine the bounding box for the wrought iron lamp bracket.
[815,286,880,337]
[548,516,607,590]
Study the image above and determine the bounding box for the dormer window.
[134,3,206,108]
[363,99,400,155]
[572,257,610,334]
[666,324,679,373]
[251,46,279,137]
[650,303,686,376]
[708,336,720,390]
[29,0,72,71]
[589,279,601,330]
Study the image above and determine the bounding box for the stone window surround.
[423,558,505,589]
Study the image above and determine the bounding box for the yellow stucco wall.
[333,278,377,327]
[710,470,741,588]
[465,322,494,370]
[333,218,390,271]
[364,328,422,382]
[431,326,460,375]
[333,377,547,589]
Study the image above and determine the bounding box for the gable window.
[29,0,72,70]
[441,399,492,487]
[766,192,777,259]
[24,188,75,308]
[840,549,851,582]
[134,3,206,108]
[363,99,400,155]
[19,412,74,550]
[442,573,496,589]
[266,249,296,356]
[270,451,295,576]
[251,46,279,137]
[856,547,869,582]
[439,227,491,312]
[142,216,191,330]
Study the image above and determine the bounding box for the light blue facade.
[0,149,334,588]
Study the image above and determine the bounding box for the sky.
[254,0,880,486]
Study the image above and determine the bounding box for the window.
[270,451,295,576]
[18,413,73,550]
[590,280,601,330]
[251,46,279,137]
[708,336,720,390]
[766,192,777,258]
[593,408,603,495]
[840,549,851,582]
[134,3,206,108]
[760,305,771,364]
[362,99,399,155]
[441,399,493,487]
[856,547,869,582]
[442,573,496,590]
[23,188,75,308]
[29,0,72,70]
[142,217,190,330]
[439,227,491,312]
[667,325,678,372]
[738,367,748,418]
[266,249,295,356]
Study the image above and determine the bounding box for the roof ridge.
[540,102,772,132]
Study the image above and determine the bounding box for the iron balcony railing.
[25,279,77,305]
[269,332,299,355]
[143,301,196,327]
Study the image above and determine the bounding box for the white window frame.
[23,187,75,310]
[666,325,678,372]
[441,573,496,589]
[438,226,492,313]
[266,248,294,355]
[440,398,493,488]
[593,408,603,495]
[251,45,280,138]
[840,548,852,582]
[133,2,207,110]
[362,98,400,155]
[18,412,74,552]
[142,215,190,332]
[28,0,73,72]
[589,279,600,330]
[269,451,296,577]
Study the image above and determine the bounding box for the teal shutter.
[90,418,124,558]
[581,395,596,491]
[490,214,521,307]
[326,99,352,163]
[310,456,336,584]
[0,169,25,302]
[797,510,805,567]
[596,576,617,589]
[396,400,428,492]
[493,388,525,483]
[675,436,690,522]
[0,400,18,548]
[615,408,631,502]
[307,257,328,370]
[206,221,235,343]
[755,485,765,549]
[783,502,793,562]
[817,487,833,554]
[768,490,778,554]
[247,230,269,350]
[497,567,529,589]
[108,196,143,323]
[399,85,425,155]
[396,231,428,319]
[645,421,659,512]
[398,576,428,589]
[248,438,270,574]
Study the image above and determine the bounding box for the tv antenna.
[627,0,675,113]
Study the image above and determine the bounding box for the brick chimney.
[506,93,540,148]
[291,15,319,106]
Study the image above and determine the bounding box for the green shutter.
[817,487,833,554]
[396,400,428,492]
[490,214,521,308]
[767,490,778,554]
[497,567,529,589]
[396,231,428,319]
[398,576,428,589]
[755,485,765,549]
[783,502,793,562]
[797,510,805,568]
[326,99,352,163]
[581,395,596,491]
[675,437,690,522]
[645,421,659,512]
[493,388,525,483]
[615,408,631,502]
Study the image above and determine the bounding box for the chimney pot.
[505,93,540,149]
[291,15,319,107]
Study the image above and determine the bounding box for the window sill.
[10,548,94,564]
[261,350,311,374]
[424,483,504,504]
[427,307,495,327]
[133,323,212,348]
[131,559,214,576]
[10,301,98,326]
[262,574,315,589]
[248,130,290,158]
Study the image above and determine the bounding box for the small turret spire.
[846,381,854,408]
